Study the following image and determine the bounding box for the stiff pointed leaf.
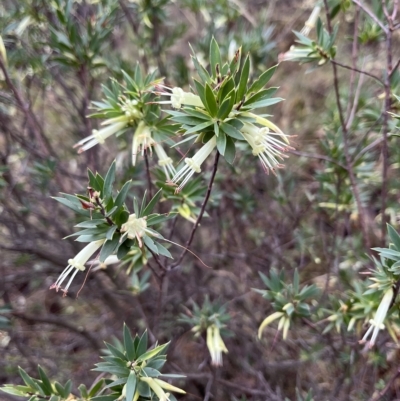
[216,133,227,155]
[388,224,400,251]
[88,169,102,191]
[125,371,137,401]
[114,180,132,209]
[209,38,222,79]
[229,46,242,74]
[142,367,161,377]
[99,236,119,262]
[191,54,211,84]
[224,136,236,164]
[18,367,37,390]
[220,122,243,140]
[105,342,127,360]
[204,84,218,117]
[217,90,235,120]
[38,366,52,395]
[236,54,250,103]
[103,161,116,202]
[142,190,162,217]
[193,79,207,108]
[136,342,169,363]
[136,330,148,357]
[155,242,172,258]
[143,236,158,254]
[247,65,278,94]
[123,323,136,361]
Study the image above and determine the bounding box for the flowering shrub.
[1,0,400,400]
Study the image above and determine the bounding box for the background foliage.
[1,0,400,400]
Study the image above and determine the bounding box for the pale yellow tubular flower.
[170,136,217,192]
[360,288,394,348]
[206,325,228,366]
[153,379,186,394]
[50,239,105,294]
[140,377,169,401]
[120,213,154,248]
[0,35,7,66]
[156,85,204,109]
[282,317,291,340]
[300,5,321,36]
[242,112,290,144]
[258,311,284,339]
[132,121,155,166]
[75,118,129,153]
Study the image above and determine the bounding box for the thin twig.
[170,152,220,268]
[323,0,371,251]
[289,149,347,170]
[351,0,388,33]
[330,59,384,86]
[144,151,153,199]
[380,0,393,244]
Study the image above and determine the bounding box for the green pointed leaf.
[217,90,235,120]
[209,38,222,79]
[106,225,118,241]
[184,120,214,134]
[236,54,250,102]
[216,133,227,155]
[155,242,172,258]
[114,180,132,209]
[137,330,148,357]
[204,84,218,117]
[123,323,136,360]
[99,236,119,262]
[142,367,161,377]
[229,46,242,75]
[88,169,102,191]
[143,235,158,254]
[220,122,243,140]
[142,189,162,217]
[224,136,236,164]
[191,55,211,84]
[103,161,116,202]
[247,65,278,94]
[193,79,207,108]
[136,342,169,363]
[125,371,137,401]
[18,367,37,390]
[105,342,127,360]
[388,224,400,251]
[137,381,151,397]
[38,366,52,395]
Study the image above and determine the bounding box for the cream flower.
[75,118,129,153]
[50,239,105,295]
[241,122,292,174]
[140,377,185,401]
[132,121,156,166]
[155,85,204,109]
[360,288,394,348]
[154,143,176,179]
[120,213,155,248]
[74,99,141,153]
[169,136,217,192]
[300,5,321,36]
[206,324,228,366]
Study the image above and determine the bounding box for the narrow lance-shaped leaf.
[236,54,250,103]
[103,160,116,202]
[209,38,222,79]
